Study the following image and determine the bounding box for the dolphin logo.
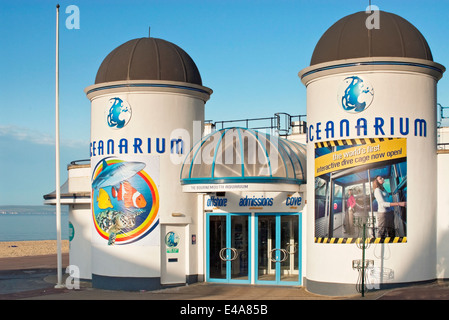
[92,159,146,189]
[107,98,131,129]
[339,76,374,113]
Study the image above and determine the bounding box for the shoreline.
[0,240,69,258]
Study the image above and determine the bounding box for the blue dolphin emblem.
[341,76,373,112]
[107,98,129,129]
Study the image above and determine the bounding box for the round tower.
[85,35,212,290]
[299,11,445,295]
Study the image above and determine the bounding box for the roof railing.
[69,159,91,166]
[206,113,307,137]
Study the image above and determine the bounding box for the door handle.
[219,248,227,261]
[270,248,289,262]
[279,249,289,262]
[219,248,239,261]
[230,248,239,261]
[285,242,297,254]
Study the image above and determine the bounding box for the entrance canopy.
[180,127,307,192]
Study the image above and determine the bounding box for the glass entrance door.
[256,214,301,285]
[207,213,251,283]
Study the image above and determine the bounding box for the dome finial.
[148,27,151,38]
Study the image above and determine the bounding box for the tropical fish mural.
[92,159,145,189]
[97,188,113,209]
[112,181,147,208]
[96,209,143,245]
[92,158,159,246]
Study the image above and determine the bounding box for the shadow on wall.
[437,154,449,279]
[89,240,163,291]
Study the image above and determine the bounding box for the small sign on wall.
[165,231,180,253]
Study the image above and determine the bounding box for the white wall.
[302,63,441,293]
[69,203,92,280]
[88,86,209,282]
[437,151,449,279]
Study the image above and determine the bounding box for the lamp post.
[352,216,375,297]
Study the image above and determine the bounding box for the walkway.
[1,254,449,302]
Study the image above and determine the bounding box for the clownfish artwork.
[112,181,147,209]
[97,188,113,209]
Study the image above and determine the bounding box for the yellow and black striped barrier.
[315,236,407,244]
[314,137,395,149]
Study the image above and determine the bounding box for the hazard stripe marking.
[314,237,407,244]
[315,137,394,148]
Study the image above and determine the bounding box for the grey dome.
[95,37,203,85]
[181,127,307,186]
[311,11,433,66]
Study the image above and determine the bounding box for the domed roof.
[310,11,433,66]
[95,37,203,85]
[180,127,307,189]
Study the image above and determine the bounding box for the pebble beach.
[0,240,69,258]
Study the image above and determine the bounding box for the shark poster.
[91,155,160,246]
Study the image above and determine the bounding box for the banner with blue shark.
[91,155,160,246]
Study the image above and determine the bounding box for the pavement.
[1,253,449,302]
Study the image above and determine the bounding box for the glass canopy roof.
[180,127,307,186]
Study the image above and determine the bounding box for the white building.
[45,9,449,296]
[298,10,445,295]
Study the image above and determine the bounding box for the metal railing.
[206,112,307,137]
[438,103,449,127]
[69,159,90,165]
[437,143,449,150]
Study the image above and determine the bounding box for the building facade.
[44,10,449,296]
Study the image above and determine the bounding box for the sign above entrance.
[182,182,301,193]
[204,191,305,213]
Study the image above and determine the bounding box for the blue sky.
[1,0,449,205]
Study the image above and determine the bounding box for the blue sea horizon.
[0,205,70,242]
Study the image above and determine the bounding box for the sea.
[0,205,70,242]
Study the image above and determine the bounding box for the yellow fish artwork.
[97,188,113,209]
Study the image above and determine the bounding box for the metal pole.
[361,223,366,297]
[55,3,64,289]
[367,168,375,237]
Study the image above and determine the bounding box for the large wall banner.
[314,137,407,244]
[91,155,160,246]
